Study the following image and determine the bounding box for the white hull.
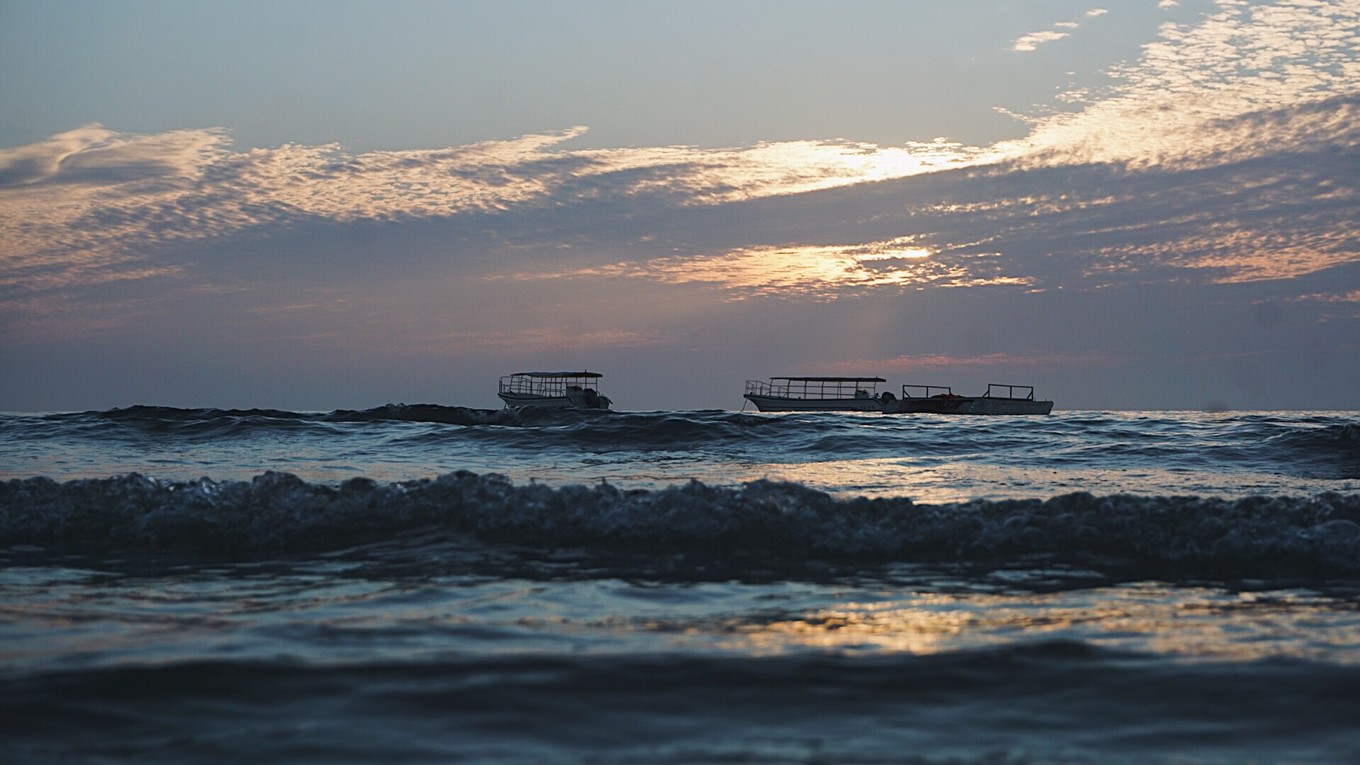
[743,394,884,413]
[966,397,1053,415]
[883,396,1053,415]
[498,393,577,408]
[882,396,974,414]
[499,390,611,409]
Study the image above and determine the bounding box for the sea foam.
[3,471,1358,578]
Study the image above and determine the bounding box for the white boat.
[882,383,1053,415]
[498,371,612,409]
[743,376,887,412]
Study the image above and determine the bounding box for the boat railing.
[501,375,561,398]
[500,374,599,398]
[901,385,955,399]
[983,383,1036,401]
[745,379,786,398]
[745,377,883,400]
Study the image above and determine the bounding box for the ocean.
[2,405,1358,764]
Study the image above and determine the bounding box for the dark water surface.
[2,407,1358,763]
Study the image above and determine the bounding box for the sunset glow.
[5,7,1360,765]
[2,0,1357,410]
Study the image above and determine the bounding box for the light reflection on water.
[560,456,1349,504]
[4,565,1358,671]
[7,436,1351,504]
[3,410,1355,502]
[729,583,1360,663]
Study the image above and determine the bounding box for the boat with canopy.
[742,376,887,412]
[498,371,613,409]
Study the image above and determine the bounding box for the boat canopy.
[766,376,886,383]
[743,375,887,411]
[508,371,603,379]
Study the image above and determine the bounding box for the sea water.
[2,406,1358,764]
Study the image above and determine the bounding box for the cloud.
[1296,290,1360,303]
[0,126,987,298]
[417,327,670,355]
[0,125,231,295]
[1006,0,1360,169]
[1013,30,1072,52]
[487,236,1039,299]
[2,1,1359,410]
[0,123,229,193]
[7,0,1358,304]
[822,352,1121,376]
[1011,7,1109,52]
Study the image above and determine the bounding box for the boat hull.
[498,393,576,408]
[498,390,612,409]
[884,397,1052,415]
[967,397,1053,415]
[882,396,974,414]
[743,394,884,413]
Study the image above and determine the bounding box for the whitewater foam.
[3,471,1358,579]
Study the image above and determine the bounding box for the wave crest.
[2,471,1358,578]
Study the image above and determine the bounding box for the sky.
[1,0,1358,412]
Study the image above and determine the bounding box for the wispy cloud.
[1296,290,1360,304]
[0,126,988,297]
[823,352,1122,377]
[2,0,1358,378]
[418,327,670,355]
[6,1,1358,304]
[1006,0,1360,169]
[1013,29,1072,52]
[1012,7,1108,51]
[488,236,1039,299]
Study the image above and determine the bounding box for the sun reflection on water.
[716,584,1360,663]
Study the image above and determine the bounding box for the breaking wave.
[3,471,1358,579]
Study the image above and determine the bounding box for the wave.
[3,471,1358,579]
[22,405,1355,456]
[1264,421,1360,478]
[97,403,523,428]
[10,405,812,453]
[5,642,1359,764]
[10,407,1359,469]
[50,403,763,431]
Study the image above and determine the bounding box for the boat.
[743,376,888,412]
[882,383,1053,415]
[498,371,613,409]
